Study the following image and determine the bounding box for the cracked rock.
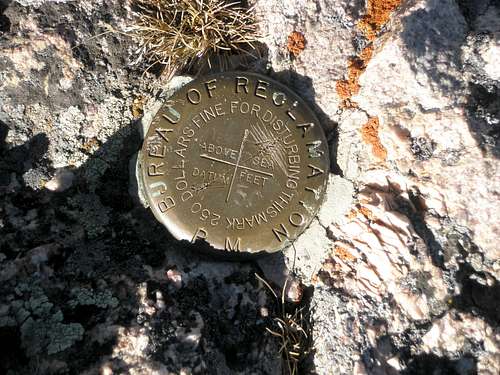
[1,0,499,374]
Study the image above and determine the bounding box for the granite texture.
[1,0,499,374]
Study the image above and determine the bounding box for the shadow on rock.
[464,75,500,158]
[399,0,467,99]
[0,0,332,370]
[458,0,500,158]
[452,261,500,326]
[0,114,286,373]
[272,69,343,176]
[361,326,478,375]
[0,70,327,374]
[397,0,500,328]
[0,0,11,33]
[385,175,500,326]
[402,353,477,375]
[400,0,500,158]
[448,234,500,326]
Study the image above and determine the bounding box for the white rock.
[318,174,355,227]
[44,168,75,192]
[284,218,332,282]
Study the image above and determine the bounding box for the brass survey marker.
[140,72,329,256]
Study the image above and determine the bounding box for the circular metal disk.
[140,72,329,256]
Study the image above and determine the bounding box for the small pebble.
[166,269,183,288]
[260,307,269,317]
[45,168,75,192]
[285,278,303,303]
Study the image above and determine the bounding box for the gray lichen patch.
[5,286,84,356]
[1,0,500,374]
[68,287,119,310]
[107,270,282,374]
[22,314,84,355]
[64,193,111,239]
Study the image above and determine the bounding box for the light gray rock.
[1,0,499,374]
[318,174,355,227]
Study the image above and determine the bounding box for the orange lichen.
[132,95,146,118]
[358,0,402,41]
[359,44,374,61]
[361,116,387,160]
[335,80,355,101]
[314,245,357,286]
[287,31,306,57]
[347,208,358,220]
[347,206,376,221]
[336,0,401,104]
[335,45,373,106]
[81,137,100,154]
[358,206,375,220]
[333,245,357,262]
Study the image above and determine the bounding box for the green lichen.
[9,285,84,356]
[46,321,85,355]
[0,303,15,327]
[65,193,110,239]
[11,299,30,324]
[27,293,53,317]
[20,311,84,356]
[83,157,110,187]
[68,287,119,309]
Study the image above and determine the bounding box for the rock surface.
[1,0,499,374]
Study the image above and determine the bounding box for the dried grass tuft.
[129,0,260,79]
[256,273,313,375]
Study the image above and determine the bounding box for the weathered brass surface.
[140,72,329,255]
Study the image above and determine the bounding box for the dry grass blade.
[129,0,260,79]
[255,273,313,375]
